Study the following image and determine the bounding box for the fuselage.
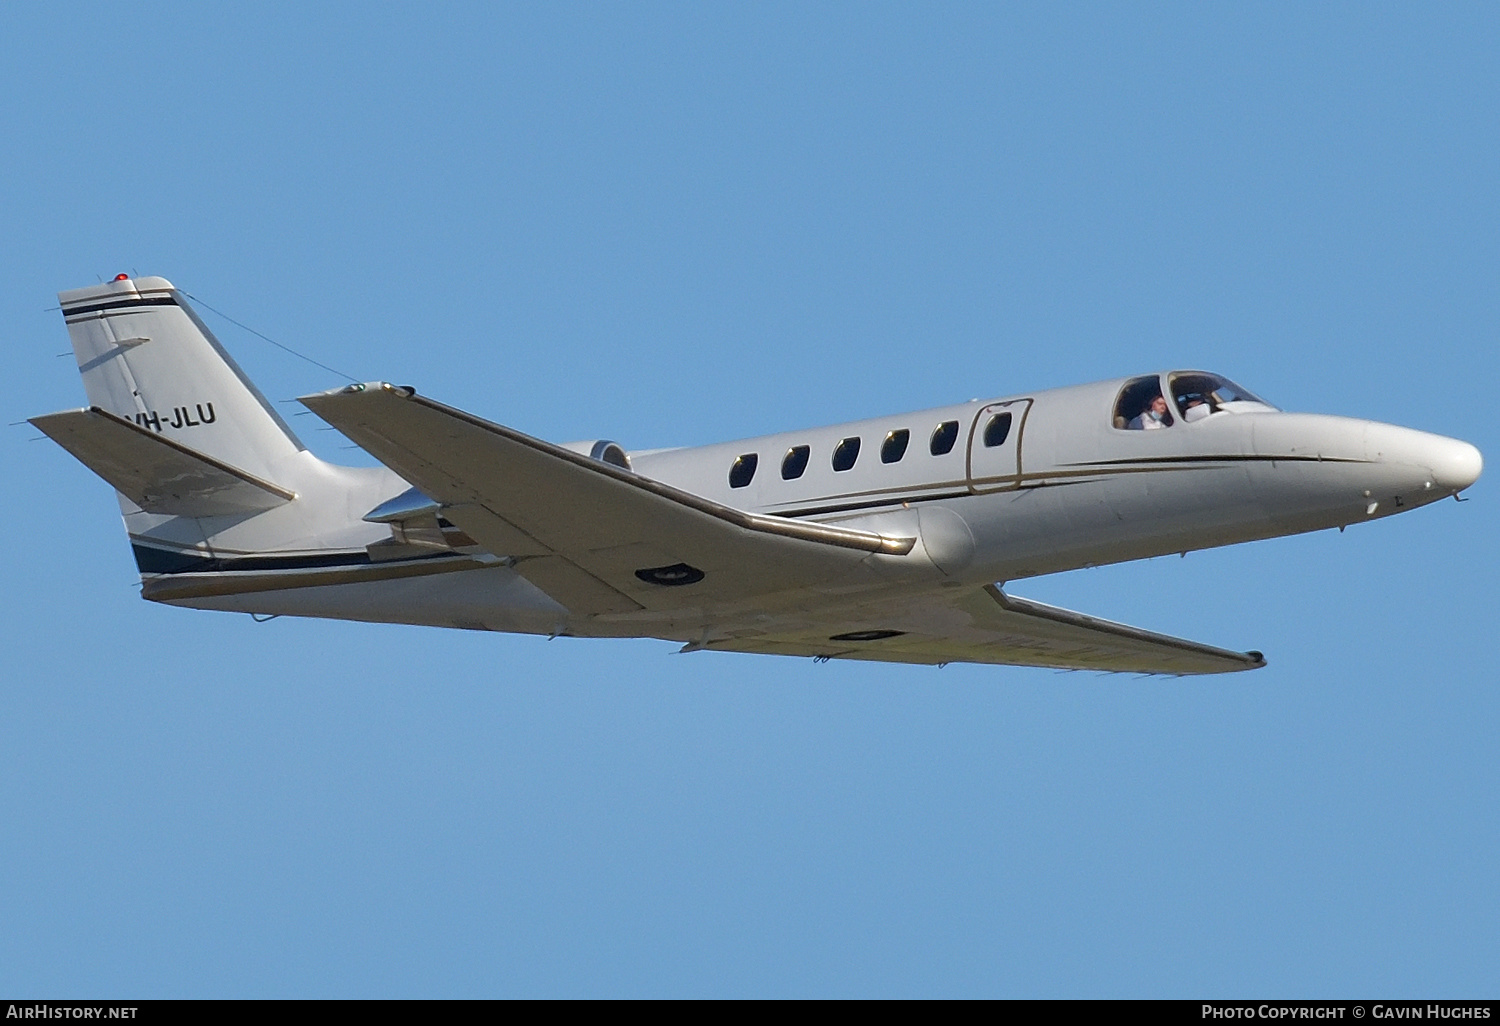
[630,369,1481,587]
[134,367,1483,641]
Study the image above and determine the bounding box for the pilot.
[1130,395,1171,430]
[1182,397,1211,423]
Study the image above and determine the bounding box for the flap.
[301,383,916,616]
[30,407,295,517]
[697,584,1266,675]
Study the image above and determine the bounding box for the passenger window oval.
[930,420,959,456]
[832,436,861,472]
[881,429,910,464]
[728,453,758,488]
[782,445,810,480]
[982,413,1012,448]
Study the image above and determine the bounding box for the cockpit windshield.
[1167,372,1277,422]
[1112,372,1277,431]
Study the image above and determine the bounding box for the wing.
[301,383,916,616]
[697,584,1265,675]
[30,406,294,517]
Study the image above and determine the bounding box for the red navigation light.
[114,273,129,281]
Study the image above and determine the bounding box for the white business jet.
[32,276,1482,674]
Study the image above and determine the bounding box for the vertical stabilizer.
[58,276,304,482]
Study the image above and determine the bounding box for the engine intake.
[560,439,632,471]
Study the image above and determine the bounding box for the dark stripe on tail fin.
[63,296,179,319]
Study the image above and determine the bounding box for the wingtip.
[297,381,413,408]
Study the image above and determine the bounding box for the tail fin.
[39,279,511,618]
[39,276,404,591]
[56,276,304,481]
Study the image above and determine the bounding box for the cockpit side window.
[1168,372,1276,422]
[1113,376,1174,430]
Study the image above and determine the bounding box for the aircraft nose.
[1365,424,1483,494]
[1426,436,1483,493]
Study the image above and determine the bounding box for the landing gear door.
[966,398,1032,493]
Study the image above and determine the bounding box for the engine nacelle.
[559,439,632,471]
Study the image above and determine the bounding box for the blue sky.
[2,3,1496,997]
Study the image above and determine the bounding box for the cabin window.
[832,436,861,471]
[782,445,810,480]
[881,429,910,464]
[930,420,959,455]
[1113,376,1174,431]
[982,413,1012,448]
[728,453,758,488]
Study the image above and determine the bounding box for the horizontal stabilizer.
[30,407,295,517]
[701,584,1265,675]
